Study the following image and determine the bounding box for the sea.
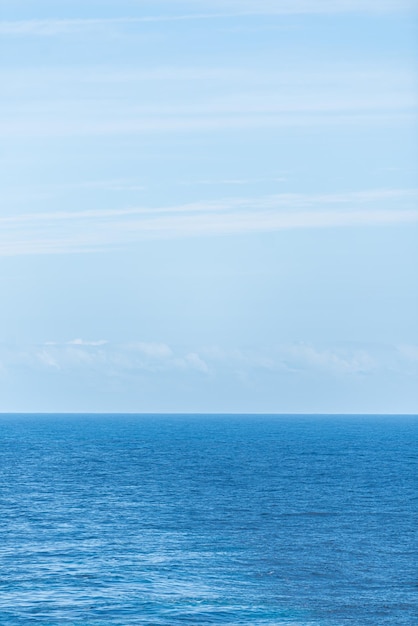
[0,414,416,625]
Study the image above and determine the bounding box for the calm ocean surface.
[0,414,417,625]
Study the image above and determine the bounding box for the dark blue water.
[0,414,417,625]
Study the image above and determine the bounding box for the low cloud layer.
[1,338,417,377]
[1,339,417,413]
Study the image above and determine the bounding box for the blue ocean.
[0,414,416,625]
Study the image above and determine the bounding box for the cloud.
[0,189,417,256]
[397,345,418,363]
[1,63,415,140]
[206,341,418,378]
[179,176,288,186]
[36,349,61,370]
[68,338,108,346]
[1,340,416,382]
[128,342,173,359]
[183,0,415,12]
[0,16,223,37]
[2,339,417,413]
[0,340,211,378]
[284,344,377,375]
[1,96,414,139]
[3,65,414,89]
[182,353,210,373]
[0,1,414,36]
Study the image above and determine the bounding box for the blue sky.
[0,0,417,413]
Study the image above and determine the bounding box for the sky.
[0,0,417,413]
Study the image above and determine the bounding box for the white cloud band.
[0,190,417,256]
[0,1,415,36]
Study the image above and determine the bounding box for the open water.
[0,414,417,625]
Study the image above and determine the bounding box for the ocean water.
[0,414,417,625]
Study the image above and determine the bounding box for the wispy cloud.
[2,339,416,413]
[1,189,417,256]
[0,16,231,37]
[1,93,414,139]
[3,65,414,88]
[0,1,414,36]
[1,63,415,138]
[0,340,210,376]
[397,344,418,363]
[284,343,377,375]
[185,0,416,12]
[0,110,414,140]
[179,176,288,186]
[67,338,108,347]
[1,339,416,380]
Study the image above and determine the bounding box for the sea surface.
[0,414,417,625]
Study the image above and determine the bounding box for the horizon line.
[0,412,416,417]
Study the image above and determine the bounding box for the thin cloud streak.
[0,1,415,36]
[0,113,414,139]
[184,0,415,13]
[1,190,417,256]
[2,66,414,88]
[0,15,236,37]
[2,189,417,223]
[2,65,415,138]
